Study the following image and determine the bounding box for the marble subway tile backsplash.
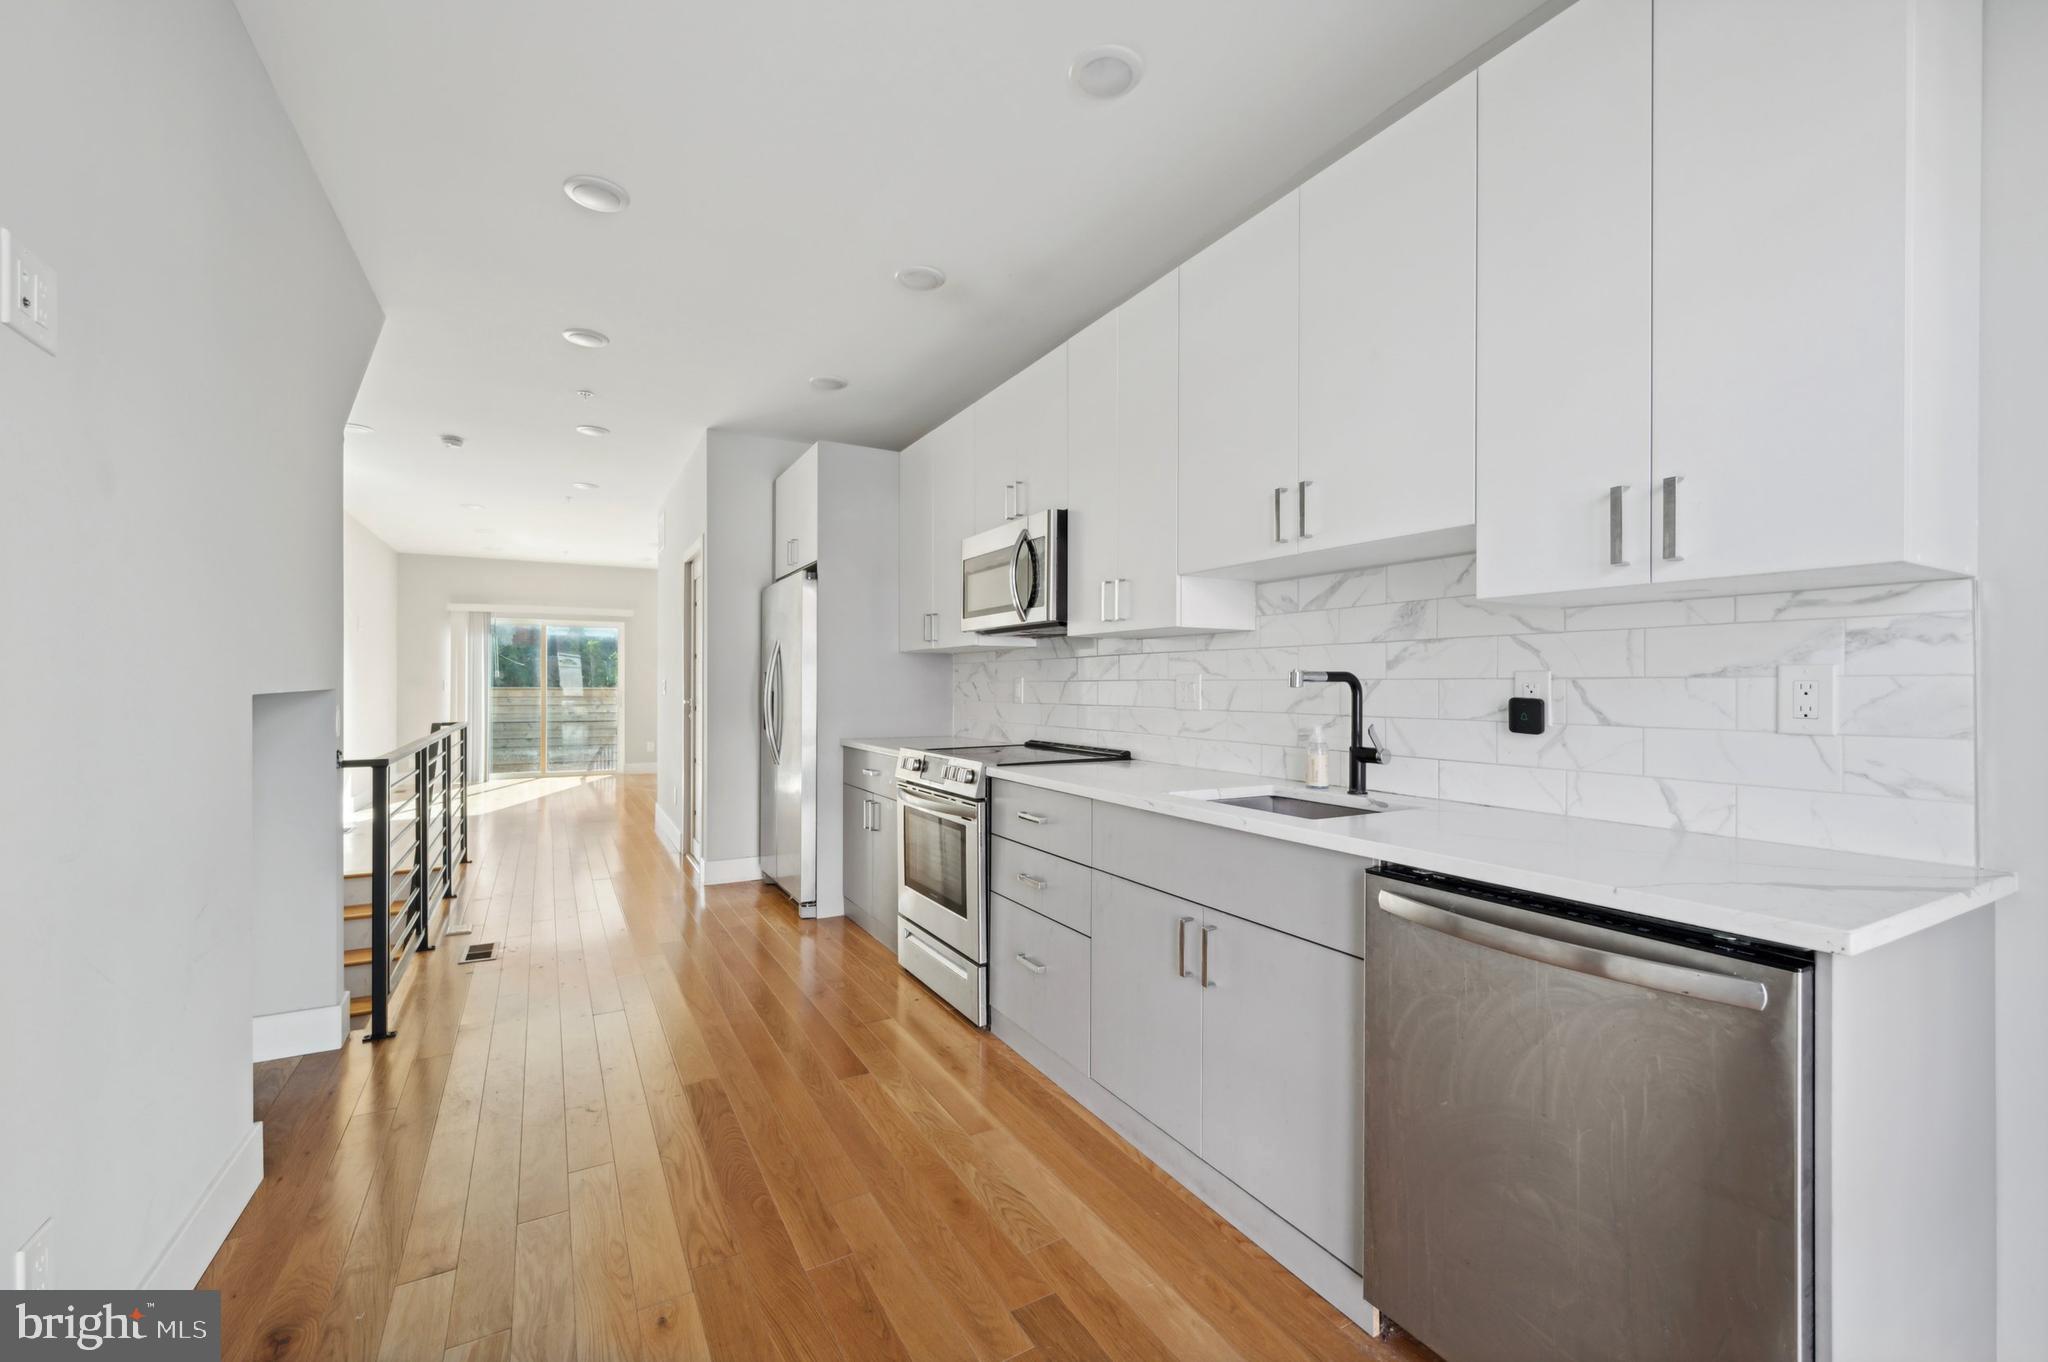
[952,554,1980,866]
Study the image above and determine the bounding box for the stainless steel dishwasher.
[1363,866,1813,1362]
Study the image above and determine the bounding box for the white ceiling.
[235,0,1550,568]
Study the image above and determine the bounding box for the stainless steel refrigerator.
[759,568,818,914]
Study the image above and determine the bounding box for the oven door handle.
[897,789,982,826]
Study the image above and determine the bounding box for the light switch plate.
[14,1218,54,1289]
[1,228,58,355]
[1776,664,1837,734]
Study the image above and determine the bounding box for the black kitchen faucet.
[1289,669,1390,796]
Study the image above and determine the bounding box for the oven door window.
[903,804,971,919]
[962,530,1041,627]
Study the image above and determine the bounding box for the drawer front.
[843,746,899,798]
[989,836,1091,936]
[990,779,1093,864]
[991,894,1090,1074]
[1093,801,1369,958]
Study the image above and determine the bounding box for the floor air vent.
[460,942,500,964]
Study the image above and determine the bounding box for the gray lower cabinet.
[990,894,1090,1073]
[841,784,898,944]
[1088,870,1204,1152]
[1198,908,1364,1270]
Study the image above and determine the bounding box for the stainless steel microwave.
[961,509,1067,636]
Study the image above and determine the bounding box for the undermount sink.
[1206,792,1391,820]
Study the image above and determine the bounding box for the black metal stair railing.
[340,720,473,1041]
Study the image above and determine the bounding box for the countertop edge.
[985,763,2018,957]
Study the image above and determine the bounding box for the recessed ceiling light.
[809,376,848,392]
[1070,44,1144,99]
[575,389,596,399]
[562,328,610,348]
[562,174,630,214]
[571,481,599,491]
[575,424,610,437]
[441,434,466,449]
[894,265,948,292]
[344,422,373,435]
[462,502,486,510]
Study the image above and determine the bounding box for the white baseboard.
[653,803,682,858]
[623,761,656,774]
[143,1120,263,1289]
[704,856,762,885]
[252,998,348,1062]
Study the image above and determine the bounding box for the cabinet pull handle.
[1014,952,1047,975]
[1114,578,1127,621]
[1015,811,1048,825]
[1177,915,1195,978]
[1013,479,1027,517]
[1609,485,1630,566]
[926,612,937,643]
[1003,483,1015,520]
[1100,579,1112,622]
[1015,872,1047,891]
[861,767,881,778]
[1272,486,1290,543]
[1297,480,1313,540]
[1200,923,1217,988]
[1662,475,1683,562]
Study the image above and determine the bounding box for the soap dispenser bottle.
[1303,724,1331,790]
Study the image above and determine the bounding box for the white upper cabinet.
[1648,0,1979,585]
[1477,0,1979,601]
[1066,311,1121,634]
[772,445,822,579]
[1475,0,1653,600]
[896,411,1014,653]
[1301,74,1477,559]
[973,347,1068,529]
[895,437,936,650]
[1070,274,1254,638]
[1177,193,1302,576]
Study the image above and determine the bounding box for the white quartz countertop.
[842,735,957,758]
[983,758,2016,956]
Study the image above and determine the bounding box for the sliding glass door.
[488,619,622,776]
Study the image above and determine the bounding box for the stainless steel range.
[893,740,1130,1025]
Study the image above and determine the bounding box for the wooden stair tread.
[348,994,373,1017]
[343,947,372,966]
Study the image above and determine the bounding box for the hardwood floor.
[206,774,1436,1361]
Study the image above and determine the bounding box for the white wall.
[251,690,345,1037]
[0,0,381,1289]
[1982,0,2048,1351]
[392,553,659,768]
[342,513,399,811]
[654,430,811,875]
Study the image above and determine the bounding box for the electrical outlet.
[1,228,58,355]
[1513,670,1554,703]
[14,1218,53,1289]
[1776,664,1837,734]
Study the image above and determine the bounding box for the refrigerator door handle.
[765,642,785,763]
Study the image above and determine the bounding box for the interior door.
[1198,907,1364,1270]
[1088,872,1203,1151]
[1474,0,1652,598]
[1301,74,1476,552]
[1177,193,1302,575]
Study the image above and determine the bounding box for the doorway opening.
[487,618,623,777]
